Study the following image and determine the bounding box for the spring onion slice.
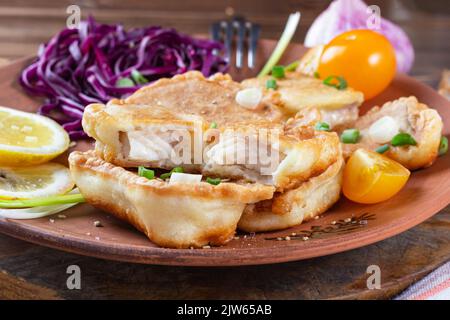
[0,193,85,209]
[271,66,285,79]
[257,12,301,78]
[391,133,417,146]
[0,189,84,219]
[375,144,390,154]
[315,122,330,132]
[116,77,134,87]
[340,129,360,144]
[284,60,299,72]
[206,177,221,185]
[131,70,148,85]
[0,203,79,220]
[138,166,155,180]
[266,79,277,89]
[439,136,448,156]
[323,75,347,90]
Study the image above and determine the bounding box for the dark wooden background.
[0,0,449,300]
[0,0,449,85]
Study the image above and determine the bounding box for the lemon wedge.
[0,106,70,166]
[0,163,74,200]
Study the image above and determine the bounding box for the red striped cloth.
[395,261,450,300]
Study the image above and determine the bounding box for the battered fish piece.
[83,98,341,192]
[238,153,344,232]
[241,72,364,129]
[203,123,340,192]
[342,96,443,170]
[69,151,274,248]
[126,71,284,125]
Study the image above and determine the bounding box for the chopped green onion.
[315,122,330,131]
[257,12,301,78]
[284,61,299,72]
[0,203,78,219]
[314,71,320,79]
[116,77,134,87]
[323,75,348,90]
[160,172,171,180]
[271,66,285,79]
[131,70,148,85]
[391,133,417,146]
[210,122,218,129]
[160,167,184,180]
[266,79,278,90]
[439,136,448,156]
[340,129,360,144]
[206,177,221,185]
[375,144,390,154]
[0,194,85,209]
[138,166,155,180]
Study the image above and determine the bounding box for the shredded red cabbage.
[20,17,228,139]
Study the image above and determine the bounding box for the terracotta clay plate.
[0,41,449,266]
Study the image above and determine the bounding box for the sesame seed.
[276,237,283,241]
[331,221,337,225]
[49,219,55,223]
[57,214,66,219]
[202,245,211,249]
[285,236,291,241]
[344,218,352,223]
[291,232,297,236]
[233,236,240,240]
[314,216,319,220]
[95,236,100,241]
[302,236,309,241]
[86,232,91,236]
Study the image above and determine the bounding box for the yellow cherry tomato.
[317,30,397,100]
[343,149,410,204]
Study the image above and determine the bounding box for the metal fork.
[210,16,260,69]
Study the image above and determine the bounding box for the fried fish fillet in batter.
[203,123,340,192]
[69,151,275,248]
[83,87,341,192]
[126,71,284,125]
[241,72,364,129]
[238,152,344,232]
[342,96,443,170]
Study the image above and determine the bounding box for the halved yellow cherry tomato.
[343,149,410,204]
[317,29,397,100]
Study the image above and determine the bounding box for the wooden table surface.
[0,0,449,299]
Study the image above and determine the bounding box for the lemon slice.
[0,163,74,200]
[0,106,70,166]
